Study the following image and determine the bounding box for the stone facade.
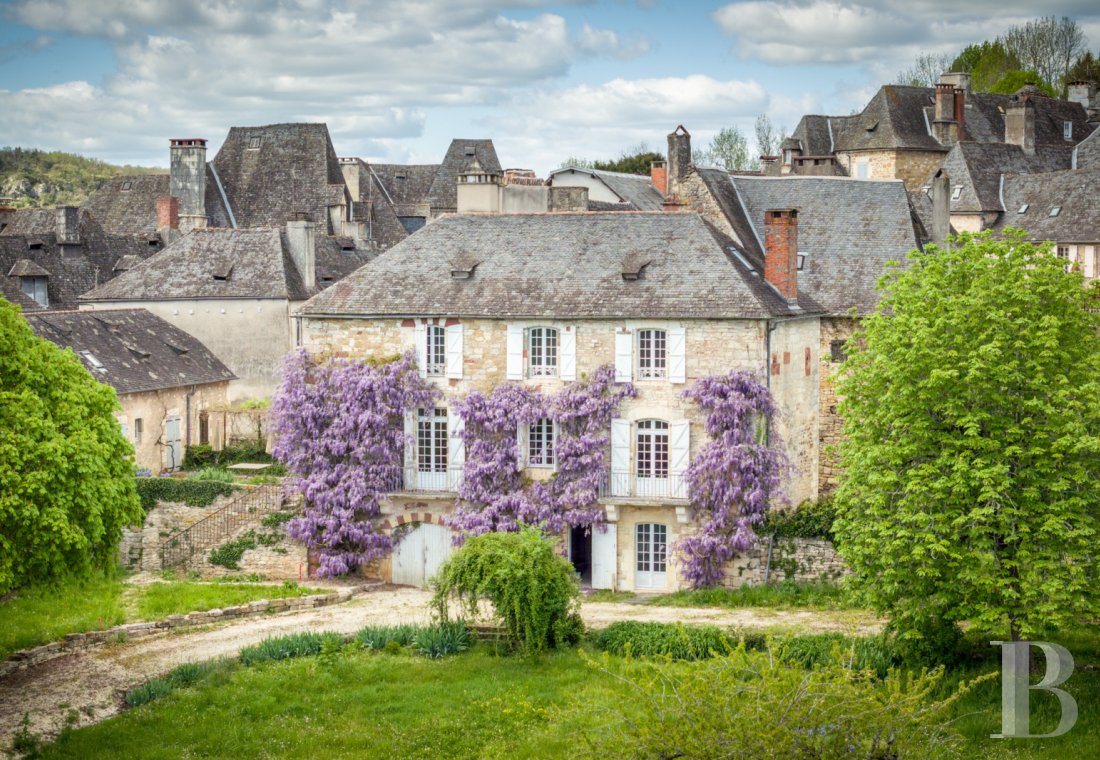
[722,537,847,586]
[115,381,230,473]
[836,149,946,190]
[818,317,861,494]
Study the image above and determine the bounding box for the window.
[797,252,807,271]
[134,418,144,444]
[830,339,848,362]
[527,327,558,377]
[853,160,869,179]
[637,329,667,379]
[528,418,555,467]
[425,325,445,376]
[20,276,47,307]
[636,420,669,480]
[635,523,668,588]
[1018,204,1029,214]
[121,181,132,191]
[782,149,792,164]
[951,185,962,201]
[198,413,208,446]
[416,407,448,475]
[1064,121,1073,140]
[80,350,103,369]
[1057,245,1071,262]
[1050,207,1061,217]
[248,136,261,149]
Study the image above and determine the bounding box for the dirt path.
[0,588,879,751]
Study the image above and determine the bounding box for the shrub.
[774,632,901,678]
[593,621,733,660]
[886,615,965,669]
[189,466,235,483]
[355,624,418,650]
[432,527,583,655]
[239,631,344,666]
[414,621,470,658]
[207,531,258,569]
[135,478,237,514]
[183,442,284,473]
[761,497,836,541]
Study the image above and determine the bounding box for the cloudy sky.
[1,1,1098,175]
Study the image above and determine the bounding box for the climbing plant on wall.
[270,350,439,576]
[678,370,786,587]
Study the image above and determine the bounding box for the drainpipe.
[185,384,196,448]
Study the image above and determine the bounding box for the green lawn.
[37,628,1100,759]
[648,580,858,611]
[0,574,324,658]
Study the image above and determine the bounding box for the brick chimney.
[764,208,798,303]
[650,160,667,195]
[1005,96,1036,156]
[286,212,316,290]
[56,205,80,246]
[169,138,208,233]
[953,87,967,141]
[666,125,691,199]
[156,195,180,244]
[933,83,958,145]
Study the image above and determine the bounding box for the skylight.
[80,350,104,369]
[121,181,132,191]
[797,252,808,271]
[1050,207,1061,217]
[1018,204,1029,213]
[951,185,963,201]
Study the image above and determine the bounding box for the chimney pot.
[760,156,781,176]
[1005,98,1036,156]
[764,208,799,303]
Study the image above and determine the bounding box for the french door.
[635,523,667,589]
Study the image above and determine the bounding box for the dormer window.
[20,276,48,307]
[212,262,234,280]
[1050,207,1061,217]
[28,240,43,250]
[121,181,132,191]
[622,255,651,281]
[797,252,808,271]
[248,136,262,149]
[1064,121,1073,141]
[464,146,476,157]
[395,172,407,180]
[1018,204,1029,214]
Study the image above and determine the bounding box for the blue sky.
[1,1,1098,175]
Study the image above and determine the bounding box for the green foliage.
[355,623,418,650]
[761,496,836,540]
[582,647,972,758]
[239,631,345,666]
[774,632,900,677]
[558,156,594,169]
[951,40,1021,91]
[1065,51,1100,90]
[134,477,237,514]
[182,442,281,472]
[124,659,232,708]
[11,713,41,755]
[0,146,161,208]
[651,580,854,611]
[207,532,258,569]
[432,527,583,654]
[834,231,1100,641]
[0,300,142,593]
[592,150,664,176]
[593,621,733,660]
[260,511,294,529]
[693,125,752,170]
[188,466,235,483]
[989,69,1058,96]
[135,580,319,619]
[413,621,470,658]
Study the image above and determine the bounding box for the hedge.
[760,497,836,541]
[135,477,238,514]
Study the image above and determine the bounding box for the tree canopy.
[833,231,1100,642]
[0,298,141,592]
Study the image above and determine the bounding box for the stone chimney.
[764,208,798,303]
[56,205,80,246]
[650,160,668,195]
[286,212,316,290]
[666,125,692,199]
[930,169,950,245]
[939,72,971,93]
[760,156,781,176]
[1005,96,1036,156]
[169,138,208,233]
[932,83,958,145]
[1067,81,1096,110]
[953,87,967,141]
[156,195,180,244]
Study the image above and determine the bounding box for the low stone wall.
[194,540,309,580]
[119,493,243,572]
[722,537,847,587]
[0,585,371,678]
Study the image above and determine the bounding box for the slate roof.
[931,142,1073,213]
[695,169,919,315]
[301,212,816,320]
[82,172,231,235]
[550,167,665,211]
[1074,127,1100,169]
[786,115,849,157]
[26,308,235,394]
[211,123,348,229]
[81,227,369,302]
[994,166,1100,243]
[0,208,161,309]
[0,275,43,312]
[343,159,409,251]
[369,163,440,216]
[425,139,501,212]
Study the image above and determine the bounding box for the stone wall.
[115,381,230,473]
[836,149,947,190]
[818,317,861,494]
[119,493,241,572]
[722,537,847,586]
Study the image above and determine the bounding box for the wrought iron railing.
[597,470,689,501]
[158,485,286,570]
[383,467,465,494]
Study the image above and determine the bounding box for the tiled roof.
[344,160,409,251]
[301,212,816,320]
[26,308,235,394]
[0,276,43,312]
[551,167,665,211]
[932,142,1073,213]
[994,166,1100,243]
[425,139,501,212]
[696,170,919,314]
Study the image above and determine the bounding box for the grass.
[36,628,1100,759]
[583,590,637,603]
[648,580,858,611]
[0,575,324,658]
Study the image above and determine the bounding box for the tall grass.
[650,580,856,610]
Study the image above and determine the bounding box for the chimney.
[666,125,692,199]
[56,205,80,246]
[650,160,668,195]
[286,212,316,290]
[760,156,781,176]
[932,83,958,145]
[930,169,950,245]
[1067,81,1096,109]
[1005,97,1036,156]
[953,87,967,141]
[169,138,208,233]
[764,208,799,303]
[939,72,971,93]
[156,195,180,244]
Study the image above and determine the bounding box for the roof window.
[1018,204,1029,213]
[1050,207,1061,217]
[213,262,234,280]
[1064,121,1073,141]
[797,252,808,271]
[464,146,476,157]
[395,172,407,180]
[121,181,132,191]
[951,185,962,201]
[248,136,261,149]
[80,350,104,370]
[28,240,43,250]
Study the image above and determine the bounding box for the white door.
[391,523,454,587]
[415,408,448,491]
[635,523,668,589]
[165,416,182,470]
[635,420,670,498]
[591,524,618,590]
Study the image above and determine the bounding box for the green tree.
[834,231,1100,642]
[558,156,594,170]
[0,299,141,592]
[1064,51,1100,88]
[593,150,665,176]
[894,52,952,87]
[988,69,1057,97]
[693,126,752,171]
[951,40,1021,91]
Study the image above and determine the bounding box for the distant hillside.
[0,147,164,208]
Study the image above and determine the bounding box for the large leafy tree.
[0,299,141,592]
[834,231,1100,641]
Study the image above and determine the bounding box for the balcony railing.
[598,469,689,501]
[383,466,464,494]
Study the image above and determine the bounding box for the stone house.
[547,165,666,210]
[297,211,823,592]
[25,308,235,472]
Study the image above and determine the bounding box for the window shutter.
[516,422,529,472]
[670,420,690,499]
[614,330,633,382]
[611,418,630,496]
[668,326,686,384]
[403,410,416,490]
[414,323,427,379]
[506,324,524,380]
[551,421,560,473]
[560,325,577,381]
[445,323,463,379]
[448,412,465,490]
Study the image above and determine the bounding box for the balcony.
[598,470,689,502]
[383,466,464,495]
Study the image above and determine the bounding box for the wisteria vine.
[677,370,787,587]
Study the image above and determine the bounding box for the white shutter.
[611,418,630,496]
[516,422,529,471]
[614,330,633,382]
[551,421,560,473]
[414,323,427,379]
[506,324,524,380]
[670,420,690,499]
[560,325,577,381]
[403,410,416,490]
[445,323,463,379]
[448,412,464,490]
[591,525,618,590]
[668,326,686,384]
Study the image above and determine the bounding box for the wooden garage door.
[391,523,454,588]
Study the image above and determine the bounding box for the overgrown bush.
[183,442,283,472]
[775,632,900,678]
[432,527,583,655]
[239,631,344,666]
[135,477,237,514]
[761,496,836,541]
[414,621,470,658]
[260,511,295,529]
[593,621,733,660]
[207,531,258,569]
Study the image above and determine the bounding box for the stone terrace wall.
[722,537,847,587]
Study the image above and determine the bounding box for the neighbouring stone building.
[24,308,235,472]
[298,211,823,592]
